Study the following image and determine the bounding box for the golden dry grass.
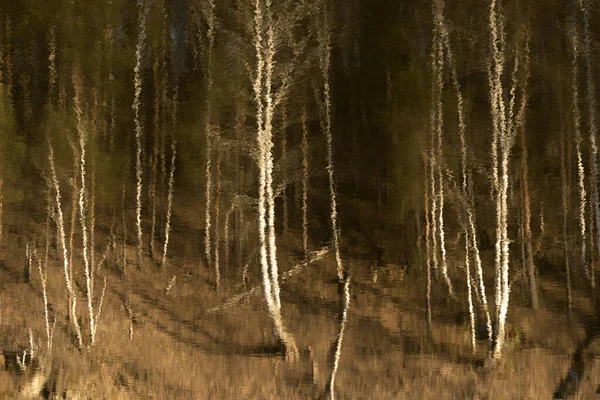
[0,209,597,399]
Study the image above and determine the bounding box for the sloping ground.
[0,208,597,399]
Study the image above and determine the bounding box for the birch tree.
[428,1,453,297]
[251,0,310,360]
[203,0,216,280]
[488,0,530,358]
[580,0,598,287]
[570,22,587,278]
[315,4,351,397]
[133,0,147,267]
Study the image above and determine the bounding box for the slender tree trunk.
[150,46,161,259]
[162,139,176,268]
[68,145,79,313]
[318,7,348,395]
[326,272,351,400]
[159,67,168,243]
[423,153,433,336]
[467,175,493,348]
[429,15,440,281]
[48,144,83,349]
[571,24,588,277]
[74,81,97,346]
[488,2,504,326]
[253,0,297,360]
[465,230,476,351]
[161,83,178,267]
[318,10,343,281]
[302,107,310,261]
[134,0,147,267]
[488,0,530,359]
[90,165,96,276]
[264,19,281,312]
[204,0,216,271]
[36,218,54,354]
[433,37,453,296]
[438,2,482,343]
[429,146,438,275]
[581,0,598,288]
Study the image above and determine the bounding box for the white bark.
[162,139,176,268]
[204,0,216,271]
[48,144,83,348]
[214,149,222,290]
[581,0,598,287]
[431,2,453,295]
[327,274,351,400]
[318,14,343,281]
[74,85,96,345]
[302,108,310,260]
[252,0,295,358]
[571,24,588,275]
[488,0,529,359]
[33,244,54,354]
[150,52,161,258]
[134,0,147,267]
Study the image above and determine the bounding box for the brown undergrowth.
[0,204,597,399]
